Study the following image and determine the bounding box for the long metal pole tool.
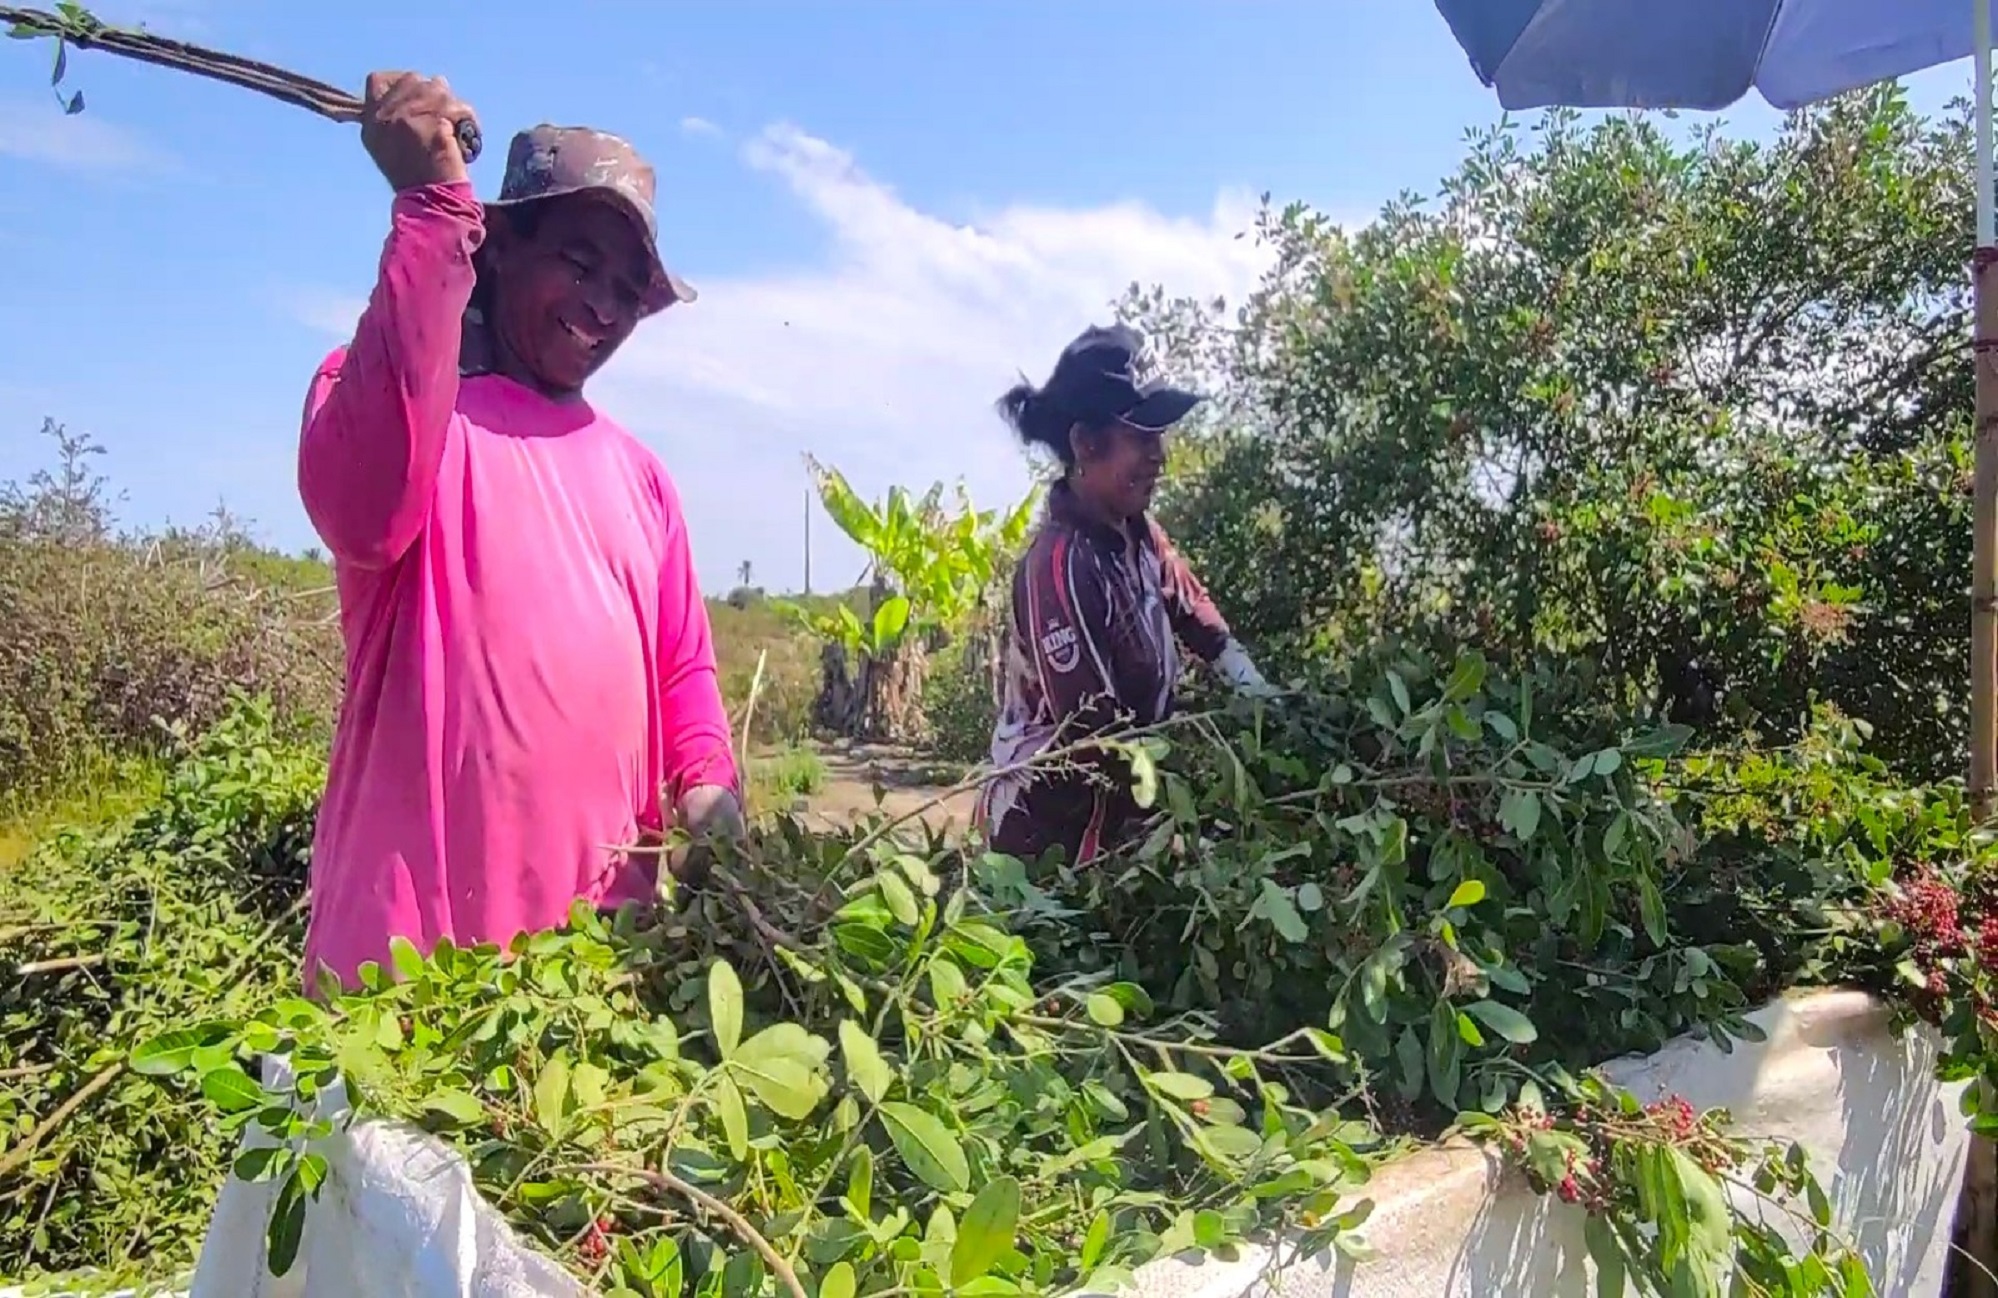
[0,3,483,162]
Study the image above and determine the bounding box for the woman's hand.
[1215,639,1278,698]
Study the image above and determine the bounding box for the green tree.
[1131,87,1974,778]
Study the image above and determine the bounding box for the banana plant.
[778,456,1038,659]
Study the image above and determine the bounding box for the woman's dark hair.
[996,380,1080,467]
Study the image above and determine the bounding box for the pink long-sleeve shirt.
[297,181,736,990]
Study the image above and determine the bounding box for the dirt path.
[794,743,979,837]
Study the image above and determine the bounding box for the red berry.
[1887,874,1965,959]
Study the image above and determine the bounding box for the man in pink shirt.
[297,71,741,990]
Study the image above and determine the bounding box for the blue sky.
[0,1,1977,594]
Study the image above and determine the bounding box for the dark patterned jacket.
[977,482,1233,865]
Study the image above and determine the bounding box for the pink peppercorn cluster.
[1886,873,1963,960]
[1878,868,1998,1022]
[1497,1090,1735,1218]
[1647,1094,1698,1142]
[1979,913,1998,971]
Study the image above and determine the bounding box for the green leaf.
[1445,879,1487,910]
[1584,1214,1626,1298]
[709,959,744,1059]
[1427,1000,1462,1110]
[1498,789,1542,841]
[1668,1147,1733,1258]
[878,1102,970,1193]
[872,595,912,649]
[422,1088,487,1127]
[1258,878,1310,942]
[130,1025,230,1077]
[1129,746,1159,809]
[388,934,425,982]
[821,1261,857,1298]
[534,1050,573,1131]
[839,1019,894,1104]
[1085,992,1125,1027]
[847,1145,874,1218]
[878,871,922,927]
[714,1072,751,1161]
[200,1066,265,1114]
[950,1175,1021,1285]
[1080,1209,1111,1271]
[267,1170,307,1276]
[233,1145,288,1183]
[732,1024,829,1120]
[1464,1000,1538,1044]
[1638,875,1669,948]
[1443,651,1488,702]
[1395,1026,1424,1101]
[1146,1070,1214,1102]
[1103,981,1156,1018]
[1624,723,1693,759]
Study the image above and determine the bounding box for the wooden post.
[1951,244,1998,1298]
[1979,253,1998,824]
[1949,16,1998,1294]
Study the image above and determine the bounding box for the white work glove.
[1214,639,1278,699]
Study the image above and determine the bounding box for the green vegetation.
[778,458,1033,744]
[1,85,1991,1298]
[0,425,847,846]
[746,743,829,811]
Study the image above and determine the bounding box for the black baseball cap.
[1042,324,1202,432]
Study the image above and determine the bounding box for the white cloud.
[679,116,723,139]
[291,122,1288,593]
[0,96,172,174]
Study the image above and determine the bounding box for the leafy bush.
[0,658,1935,1294]
[1005,650,1807,1128]
[132,832,1390,1295]
[0,423,340,811]
[0,696,322,1280]
[1130,88,1974,780]
[917,638,996,768]
[747,743,829,810]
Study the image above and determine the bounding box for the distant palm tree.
[737,559,754,589]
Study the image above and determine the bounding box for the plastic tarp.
[185,1057,584,1298]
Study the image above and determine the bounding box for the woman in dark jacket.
[977,323,1270,866]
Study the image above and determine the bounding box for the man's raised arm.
[298,72,484,571]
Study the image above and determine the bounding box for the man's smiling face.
[489,193,651,395]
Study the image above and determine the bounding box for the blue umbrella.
[1436,0,1997,113]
